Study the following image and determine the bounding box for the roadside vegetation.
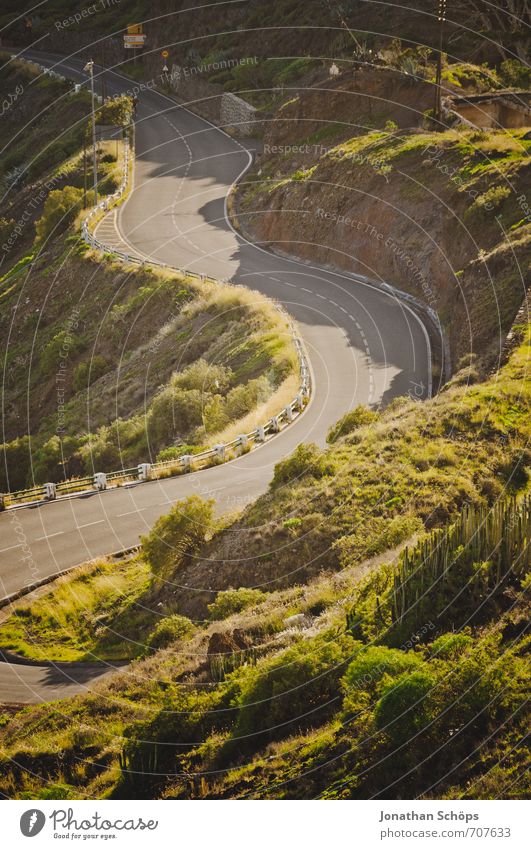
[0,321,528,799]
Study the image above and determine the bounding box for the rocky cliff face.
[236,78,530,375]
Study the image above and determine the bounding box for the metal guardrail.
[1,105,311,511]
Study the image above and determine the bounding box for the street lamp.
[83,60,98,205]
[434,0,447,124]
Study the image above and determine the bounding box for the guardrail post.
[284,404,294,422]
[138,463,151,481]
[256,425,266,442]
[181,454,192,472]
[213,444,226,461]
[0,494,6,511]
[237,434,248,452]
[44,482,57,501]
[271,416,281,433]
[94,472,107,491]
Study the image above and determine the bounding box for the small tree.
[97,95,133,128]
[35,186,84,246]
[141,495,214,579]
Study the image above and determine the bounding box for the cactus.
[348,496,530,644]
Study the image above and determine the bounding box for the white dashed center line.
[35,532,64,541]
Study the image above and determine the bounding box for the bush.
[173,359,232,394]
[341,644,421,714]
[145,615,196,651]
[228,633,356,744]
[429,632,473,660]
[0,435,31,491]
[466,185,511,221]
[35,186,84,245]
[81,417,144,472]
[141,495,214,579]
[32,435,65,482]
[208,587,266,621]
[374,669,436,742]
[73,355,108,392]
[147,387,204,450]
[327,405,379,443]
[342,645,421,694]
[272,443,334,488]
[224,376,271,420]
[499,59,531,89]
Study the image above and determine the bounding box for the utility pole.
[83,131,87,208]
[84,60,98,205]
[434,0,447,124]
[100,43,107,101]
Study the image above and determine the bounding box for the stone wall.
[448,93,531,130]
[168,65,262,137]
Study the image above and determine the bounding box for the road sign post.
[124,24,146,64]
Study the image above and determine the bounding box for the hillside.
[0,2,529,808]
[235,91,531,373]
[4,1,529,72]
[0,310,529,797]
[0,235,298,491]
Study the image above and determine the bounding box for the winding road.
[0,50,431,703]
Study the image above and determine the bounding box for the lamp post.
[434,0,447,124]
[83,60,98,205]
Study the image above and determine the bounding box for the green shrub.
[35,186,85,245]
[429,632,473,660]
[32,435,66,482]
[327,405,379,443]
[147,387,203,449]
[374,669,436,742]
[465,185,511,221]
[499,59,531,89]
[341,644,421,714]
[81,417,144,471]
[173,359,232,394]
[342,645,421,694]
[224,375,272,420]
[73,355,108,392]
[141,495,214,579]
[208,587,266,621]
[145,615,196,651]
[272,443,334,488]
[0,435,31,491]
[228,633,356,745]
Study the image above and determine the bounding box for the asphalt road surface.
[0,50,431,702]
